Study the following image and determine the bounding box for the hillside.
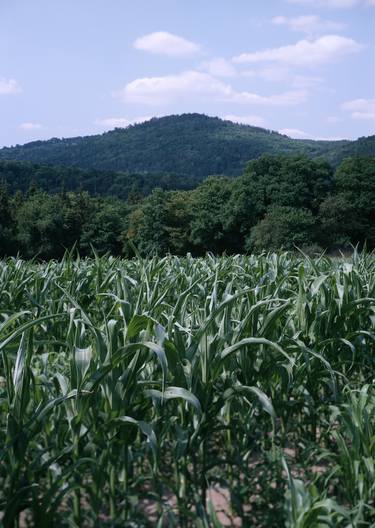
[1,114,374,178]
[0,160,201,199]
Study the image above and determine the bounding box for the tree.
[243,155,333,217]
[80,198,126,256]
[165,190,194,255]
[319,157,375,249]
[190,177,234,254]
[318,195,353,249]
[0,182,15,256]
[131,188,170,255]
[222,175,256,251]
[58,191,90,251]
[16,191,65,259]
[248,206,317,252]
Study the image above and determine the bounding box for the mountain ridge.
[1,114,374,178]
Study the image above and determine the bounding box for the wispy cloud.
[115,70,308,107]
[0,78,22,95]
[233,35,362,67]
[19,122,44,130]
[287,0,374,8]
[230,89,308,106]
[242,66,291,82]
[342,98,375,119]
[224,114,266,126]
[133,31,200,57]
[291,74,324,88]
[271,15,345,35]
[326,115,343,123]
[200,58,237,77]
[240,65,324,89]
[94,116,155,129]
[279,127,347,140]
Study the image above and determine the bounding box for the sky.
[1,0,374,147]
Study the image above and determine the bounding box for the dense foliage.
[1,252,375,526]
[0,161,200,200]
[1,154,374,258]
[1,114,374,177]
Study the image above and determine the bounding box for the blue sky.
[1,0,374,147]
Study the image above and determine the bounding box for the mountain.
[1,114,374,179]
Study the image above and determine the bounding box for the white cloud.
[291,74,324,87]
[241,66,323,88]
[287,0,356,7]
[133,31,200,57]
[224,114,266,126]
[115,70,308,107]
[272,15,345,34]
[326,115,342,122]
[116,71,232,104]
[0,78,22,95]
[19,122,44,130]
[279,127,312,138]
[287,0,374,7]
[256,66,291,82]
[230,89,308,106]
[95,116,154,128]
[200,58,237,77]
[279,127,346,140]
[342,98,375,119]
[233,35,362,67]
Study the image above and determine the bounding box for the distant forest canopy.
[1,154,374,259]
[1,114,375,177]
[0,160,201,200]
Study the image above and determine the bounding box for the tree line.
[0,160,201,199]
[0,154,374,259]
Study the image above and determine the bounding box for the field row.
[1,252,375,526]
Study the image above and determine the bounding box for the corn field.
[1,251,375,527]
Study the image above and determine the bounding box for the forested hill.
[1,114,374,177]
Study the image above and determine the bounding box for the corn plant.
[0,251,374,526]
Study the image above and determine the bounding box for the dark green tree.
[16,191,65,259]
[164,190,195,255]
[248,206,318,252]
[319,157,375,248]
[223,176,256,251]
[190,177,234,254]
[0,182,15,256]
[243,155,334,217]
[131,188,170,255]
[80,198,126,256]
